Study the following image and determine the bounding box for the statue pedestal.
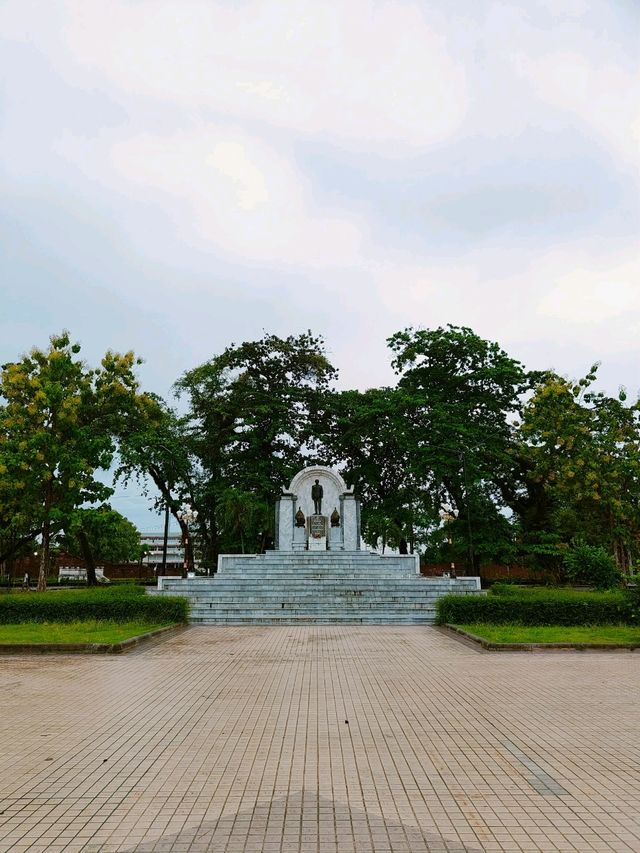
[293,525,306,551]
[307,514,327,551]
[308,534,327,551]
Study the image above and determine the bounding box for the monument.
[274,466,361,552]
[155,464,482,624]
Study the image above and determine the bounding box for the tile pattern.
[0,627,638,852]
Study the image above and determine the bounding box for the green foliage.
[0,587,188,624]
[318,386,428,551]
[0,332,146,589]
[120,332,338,568]
[385,325,531,565]
[4,325,640,582]
[63,505,142,564]
[518,366,640,572]
[436,587,633,626]
[563,542,621,590]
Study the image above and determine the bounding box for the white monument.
[275,466,361,552]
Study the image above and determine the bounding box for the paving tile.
[0,627,638,851]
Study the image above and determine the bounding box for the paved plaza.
[0,626,639,853]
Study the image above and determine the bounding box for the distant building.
[140,533,184,572]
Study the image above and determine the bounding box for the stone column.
[341,493,360,551]
[276,493,296,552]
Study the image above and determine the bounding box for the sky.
[1,0,639,530]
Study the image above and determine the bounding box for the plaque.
[309,515,327,539]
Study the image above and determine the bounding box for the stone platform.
[154,551,480,624]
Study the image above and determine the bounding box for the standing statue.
[311,479,323,515]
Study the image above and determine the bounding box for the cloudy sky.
[1,1,639,529]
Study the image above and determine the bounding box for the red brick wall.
[3,552,162,580]
[420,562,547,583]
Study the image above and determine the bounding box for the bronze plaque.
[309,515,327,539]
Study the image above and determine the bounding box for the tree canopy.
[3,326,638,585]
[0,332,146,588]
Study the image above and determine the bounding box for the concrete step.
[190,615,437,625]
[152,553,480,625]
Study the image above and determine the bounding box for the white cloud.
[513,49,640,168]
[538,259,640,324]
[49,0,468,152]
[105,126,363,267]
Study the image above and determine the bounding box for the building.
[140,533,185,573]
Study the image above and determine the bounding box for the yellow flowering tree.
[519,366,640,573]
[0,332,144,589]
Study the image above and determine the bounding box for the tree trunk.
[78,527,98,586]
[176,518,191,575]
[37,520,50,592]
[37,483,53,592]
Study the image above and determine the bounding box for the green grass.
[457,623,640,645]
[0,620,173,645]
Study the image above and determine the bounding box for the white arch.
[287,465,349,496]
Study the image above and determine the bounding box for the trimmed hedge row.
[488,582,626,602]
[436,588,635,626]
[0,587,189,624]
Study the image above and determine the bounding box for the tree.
[178,331,337,562]
[117,396,198,572]
[119,332,337,569]
[0,332,144,590]
[62,505,142,584]
[385,326,531,568]
[517,366,640,572]
[317,386,430,552]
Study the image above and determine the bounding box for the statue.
[311,479,323,515]
[295,507,305,528]
[330,507,340,527]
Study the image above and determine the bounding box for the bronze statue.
[295,507,305,528]
[330,507,340,527]
[311,479,323,515]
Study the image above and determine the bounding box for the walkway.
[0,627,639,852]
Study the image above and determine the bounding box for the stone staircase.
[152,552,481,625]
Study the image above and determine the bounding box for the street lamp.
[177,504,198,575]
[438,504,459,576]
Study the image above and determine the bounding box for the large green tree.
[62,505,142,584]
[385,325,531,568]
[0,332,145,590]
[176,331,337,564]
[318,386,428,552]
[518,366,640,572]
[119,332,337,568]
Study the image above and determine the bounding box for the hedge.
[436,588,636,626]
[488,583,626,601]
[0,587,189,624]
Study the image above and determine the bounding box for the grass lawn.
[0,620,174,645]
[457,624,640,645]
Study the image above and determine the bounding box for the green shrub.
[563,543,621,590]
[489,583,624,600]
[437,588,633,626]
[0,587,188,624]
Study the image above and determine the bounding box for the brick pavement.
[0,626,638,852]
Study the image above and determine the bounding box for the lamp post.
[177,504,198,576]
[160,502,170,576]
[438,504,459,576]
